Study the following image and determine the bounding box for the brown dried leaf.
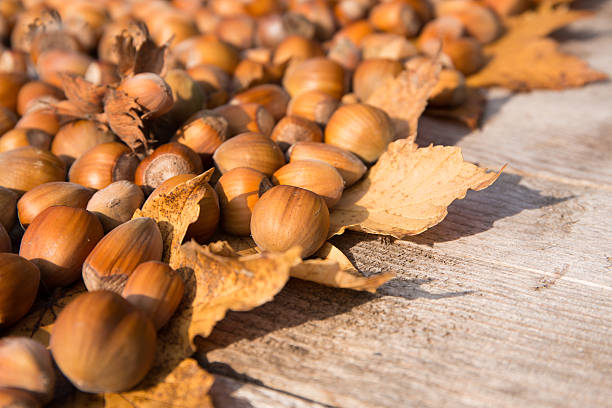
[467,4,607,90]
[172,241,301,345]
[330,141,503,238]
[103,89,149,151]
[291,242,395,293]
[426,87,486,129]
[132,169,215,266]
[366,58,441,143]
[115,22,168,78]
[104,359,214,408]
[60,75,107,115]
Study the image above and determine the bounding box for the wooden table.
[199,1,612,406]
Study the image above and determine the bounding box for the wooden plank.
[209,375,326,408]
[418,0,612,188]
[197,240,612,408]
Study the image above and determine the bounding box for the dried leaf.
[115,22,168,78]
[467,4,607,90]
[330,141,503,238]
[103,89,149,151]
[426,88,486,129]
[132,169,215,266]
[291,242,395,293]
[60,75,107,115]
[105,359,214,408]
[366,58,441,143]
[172,241,301,345]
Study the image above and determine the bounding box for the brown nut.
[436,0,501,44]
[255,12,316,48]
[213,132,285,175]
[286,90,339,126]
[149,12,198,47]
[0,147,66,195]
[84,60,121,85]
[369,0,421,37]
[282,57,345,98]
[50,291,156,393]
[0,72,26,111]
[0,387,41,408]
[291,0,336,40]
[68,142,139,190]
[324,103,393,163]
[272,35,324,66]
[147,174,219,242]
[0,107,17,135]
[212,103,275,136]
[251,185,329,257]
[122,261,184,330]
[215,167,268,236]
[270,115,323,151]
[172,110,228,166]
[0,253,40,328]
[0,186,17,231]
[118,73,174,118]
[17,182,95,228]
[230,84,290,121]
[20,206,104,288]
[86,181,144,233]
[484,0,528,16]
[51,120,117,168]
[429,68,467,107]
[176,35,239,73]
[163,69,207,126]
[0,128,52,153]
[361,32,418,61]
[272,161,344,208]
[134,142,203,194]
[287,141,367,187]
[36,50,92,89]
[16,81,64,116]
[215,15,255,50]
[16,108,60,135]
[353,58,403,101]
[441,37,485,76]
[82,217,163,293]
[333,19,374,46]
[0,337,55,403]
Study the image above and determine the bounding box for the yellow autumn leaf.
[330,141,502,238]
[467,3,607,90]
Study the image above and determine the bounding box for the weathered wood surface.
[202,1,612,406]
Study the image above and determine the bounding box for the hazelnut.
[286,90,339,126]
[0,147,66,195]
[163,69,207,126]
[50,291,156,393]
[213,132,285,175]
[83,217,163,293]
[51,120,116,168]
[0,128,53,153]
[230,84,290,121]
[20,206,104,288]
[0,337,55,403]
[86,181,144,233]
[134,142,204,194]
[270,115,323,151]
[369,1,421,37]
[283,57,345,98]
[251,185,329,258]
[212,103,275,137]
[118,73,174,118]
[353,58,403,101]
[17,182,95,228]
[215,167,269,236]
[272,161,344,208]
[0,253,40,328]
[324,103,393,162]
[172,110,228,166]
[122,261,185,330]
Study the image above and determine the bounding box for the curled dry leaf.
[467,4,607,90]
[329,140,503,238]
[172,241,302,345]
[291,242,395,293]
[133,169,215,265]
[366,58,441,144]
[209,238,393,293]
[426,87,486,129]
[115,22,168,78]
[103,88,149,151]
[60,75,107,115]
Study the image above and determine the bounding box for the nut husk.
[86,181,144,233]
[82,217,163,293]
[20,206,104,288]
[251,185,329,257]
[122,261,185,330]
[50,291,156,393]
[17,182,95,228]
[0,253,40,328]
